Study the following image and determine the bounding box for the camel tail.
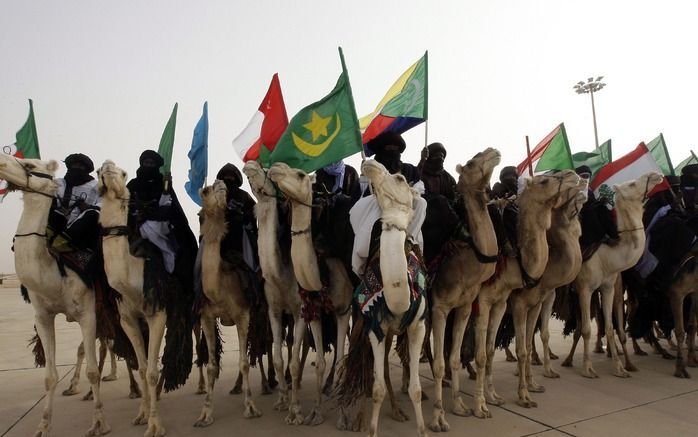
[162,281,195,392]
[334,316,373,409]
[495,311,515,349]
[28,327,46,368]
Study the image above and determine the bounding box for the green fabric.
[535,123,574,172]
[572,139,612,177]
[263,49,362,173]
[675,150,698,174]
[158,103,178,175]
[16,99,41,159]
[647,133,675,176]
[381,52,428,119]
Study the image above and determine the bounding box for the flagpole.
[526,135,533,176]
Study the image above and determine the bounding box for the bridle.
[5,157,56,199]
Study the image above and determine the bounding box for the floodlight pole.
[589,89,599,149]
[574,76,606,149]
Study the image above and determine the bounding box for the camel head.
[455,147,501,191]
[200,179,227,215]
[519,169,580,209]
[613,172,664,206]
[0,153,58,196]
[243,160,276,201]
[96,160,129,201]
[267,162,315,205]
[362,159,419,231]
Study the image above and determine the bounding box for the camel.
[97,160,193,437]
[472,170,580,419]
[267,162,353,426]
[0,154,110,436]
[192,180,262,426]
[242,160,308,424]
[666,255,698,377]
[566,172,663,379]
[427,148,501,432]
[507,181,587,408]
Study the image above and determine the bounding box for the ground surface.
[1,286,697,437]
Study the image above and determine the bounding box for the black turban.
[427,142,447,158]
[367,132,406,154]
[216,163,243,188]
[575,165,592,177]
[139,150,164,168]
[499,166,518,179]
[666,175,680,187]
[64,153,94,173]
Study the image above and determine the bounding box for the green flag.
[572,139,612,178]
[518,123,574,175]
[647,133,674,176]
[15,99,41,159]
[158,103,178,175]
[675,150,698,174]
[262,48,362,173]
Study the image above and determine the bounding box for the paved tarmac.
[1,286,697,437]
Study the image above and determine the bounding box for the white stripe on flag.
[232,111,264,159]
[593,152,660,197]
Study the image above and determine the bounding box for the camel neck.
[462,189,497,258]
[100,193,139,297]
[517,197,553,280]
[289,199,322,291]
[612,197,645,262]
[201,209,225,298]
[545,208,582,286]
[14,193,56,290]
[379,227,411,315]
[256,196,282,277]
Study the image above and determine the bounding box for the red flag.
[232,74,289,162]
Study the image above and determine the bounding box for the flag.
[232,73,289,162]
[158,103,178,175]
[261,48,362,173]
[590,142,669,203]
[184,102,209,206]
[517,123,574,176]
[675,150,698,174]
[646,133,675,176]
[572,139,613,178]
[360,51,428,151]
[1,99,41,198]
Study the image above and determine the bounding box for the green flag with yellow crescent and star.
[261,48,362,173]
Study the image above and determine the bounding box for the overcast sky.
[1,0,696,272]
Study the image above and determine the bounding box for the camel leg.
[504,346,517,362]
[671,293,689,378]
[258,350,272,395]
[269,312,289,411]
[304,319,325,425]
[600,281,629,378]
[324,311,349,395]
[484,301,507,406]
[193,322,206,395]
[119,313,150,424]
[513,297,536,408]
[429,307,450,432]
[384,333,409,422]
[230,371,243,395]
[285,314,306,425]
[530,338,542,366]
[32,312,58,437]
[577,286,598,378]
[633,337,648,355]
[614,284,637,372]
[525,303,545,393]
[473,300,493,419]
[687,297,698,367]
[83,338,108,401]
[367,333,387,437]
[103,341,119,381]
[594,313,605,354]
[127,361,143,399]
[540,292,559,378]
[194,315,219,427]
[561,322,581,367]
[238,312,262,419]
[143,312,167,437]
[266,340,278,389]
[78,313,111,436]
[63,342,85,396]
[449,304,474,418]
[406,320,428,437]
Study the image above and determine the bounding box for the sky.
[1,0,697,272]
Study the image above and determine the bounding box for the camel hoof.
[625,362,639,372]
[391,406,410,422]
[229,385,243,395]
[452,397,472,417]
[674,368,690,378]
[543,368,560,379]
[549,351,559,360]
[284,409,304,426]
[516,398,538,408]
[531,357,542,366]
[101,374,118,382]
[63,386,81,396]
[527,383,545,393]
[82,390,94,401]
[486,397,505,406]
[273,395,289,411]
[132,409,149,426]
[260,383,273,396]
[428,409,450,432]
[85,418,111,436]
[303,407,324,425]
[581,367,599,379]
[129,388,143,399]
[561,358,574,368]
[244,402,262,419]
[687,358,698,368]
[32,428,49,437]
[634,349,648,356]
[473,403,492,419]
[661,351,676,360]
[193,417,213,428]
[506,356,517,363]
[143,419,165,437]
[195,387,207,395]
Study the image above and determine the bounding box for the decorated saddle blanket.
[354,239,427,342]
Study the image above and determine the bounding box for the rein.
[14,232,47,238]
[101,225,130,239]
[6,157,56,199]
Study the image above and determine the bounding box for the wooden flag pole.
[525,135,533,177]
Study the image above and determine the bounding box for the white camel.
[428,148,501,432]
[569,172,663,378]
[193,180,262,426]
[267,162,353,426]
[242,160,307,424]
[0,154,110,436]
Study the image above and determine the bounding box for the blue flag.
[184,102,209,206]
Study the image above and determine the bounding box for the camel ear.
[308,174,316,184]
[47,160,59,174]
[455,164,464,175]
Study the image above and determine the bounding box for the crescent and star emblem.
[292,110,341,157]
